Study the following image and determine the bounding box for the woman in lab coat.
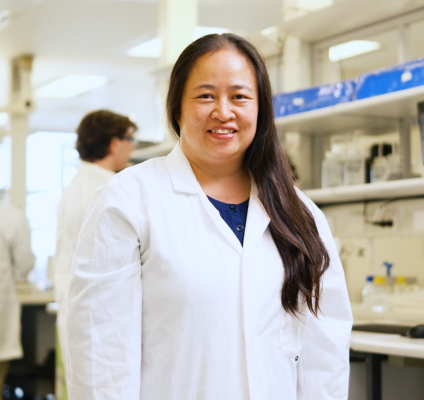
[66,34,352,400]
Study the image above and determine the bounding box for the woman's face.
[177,48,258,168]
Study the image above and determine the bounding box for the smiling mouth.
[208,129,236,134]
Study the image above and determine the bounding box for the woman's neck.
[187,156,251,204]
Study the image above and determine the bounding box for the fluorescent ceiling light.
[261,26,278,36]
[35,74,108,99]
[127,37,161,58]
[0,112,8,126]
[298,0,332,11]
[127,27,228,58]
[329,40,381,62]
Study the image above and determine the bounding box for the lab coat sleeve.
[66,179,143,400]
[11,209,35,281]
[296,198,353,400]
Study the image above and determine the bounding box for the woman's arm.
[66,179,144,400]
[297,198,353,400]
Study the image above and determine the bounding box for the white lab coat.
[67,143,353,400]
[53,161,114,357]
[0,204,34,361]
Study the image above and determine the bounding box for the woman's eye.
[198,94,213,99]
[234,94,246,99]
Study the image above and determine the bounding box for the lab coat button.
[295,356,299,361]
[236,225,244,232]
[230,205,237,210]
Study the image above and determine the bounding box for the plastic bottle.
[387,143,402,181]
[371,276,390,312]
[343,146,365,186]
[405,277,420,293]
[370,144,390,183]
[362,275,375,308]
[322,151,343,188]
[395,276,407,294]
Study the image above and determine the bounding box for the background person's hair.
[76,110,137,162]
[166,33,330,317]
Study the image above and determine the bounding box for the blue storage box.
[355,57,424,100]
[272,81,355,118]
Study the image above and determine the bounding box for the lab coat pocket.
[279,306,307,358]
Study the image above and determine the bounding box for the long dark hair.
[166,34,329,317]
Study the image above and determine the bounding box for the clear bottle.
[370,276,391,312]
[395,276,407,295]
[385,276,396,295]
[370,144,390,183]
[387,143,402,181]
[405,277,420,293]
[322,151,343,188]
[362,275,375,308]
[343,146,365,186]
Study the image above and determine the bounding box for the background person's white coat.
[53,161,114,359]
[0,204,34,361]
[66,143,353,400]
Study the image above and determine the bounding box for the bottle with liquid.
[387,143,402,181]
[322,151,343,188]
[395,276,407,295]
[343,146,365,186]
[370,144,390,183]
[362,275,375,308]
[405,277,420,293]
[370,276,390,312]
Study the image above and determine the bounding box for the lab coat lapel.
[166,143,243,255]
[243,184,270,257]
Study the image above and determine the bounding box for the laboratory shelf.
[274,85,424,136]
[281,0,424,43]
[304,177,424,205]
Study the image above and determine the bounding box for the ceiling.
[2,0,424,140]
[0,0,285,140]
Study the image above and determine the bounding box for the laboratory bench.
[350,301,424,400]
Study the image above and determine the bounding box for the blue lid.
[366,275,374,282]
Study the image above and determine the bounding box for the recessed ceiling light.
[329,40,381,62]
[127,27,229,58]
[35,74,108,99]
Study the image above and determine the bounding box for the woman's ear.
[174,111,181,126]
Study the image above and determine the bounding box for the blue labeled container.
[355,57,424,100]
[272,81,355,118]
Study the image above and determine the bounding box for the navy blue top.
[207,196,249,246]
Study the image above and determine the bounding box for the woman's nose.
[211,100,235,121]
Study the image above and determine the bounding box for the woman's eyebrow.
[193,83,254,92]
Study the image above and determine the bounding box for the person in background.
[53,110,137,382]
[66,34,352,399]
[0,204,34,396]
